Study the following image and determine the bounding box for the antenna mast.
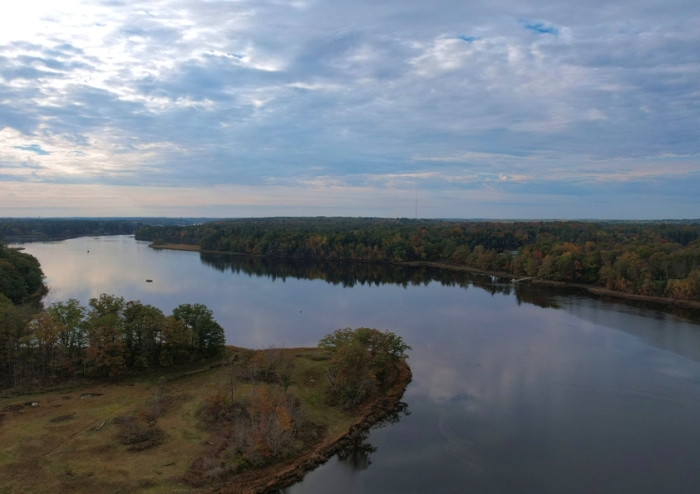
[414,188,418,220]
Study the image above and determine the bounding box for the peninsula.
[0,246,412,493]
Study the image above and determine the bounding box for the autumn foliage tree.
[320,327,411,408]
[195,355,306,479]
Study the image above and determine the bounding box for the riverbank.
[0,346,411,494]
[149,243,700,312]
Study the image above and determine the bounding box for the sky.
[0,0,699,219]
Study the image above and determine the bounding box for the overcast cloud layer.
[0,0,699,218]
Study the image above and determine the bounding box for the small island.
[0,293,411,494]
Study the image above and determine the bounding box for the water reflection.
[201,253,486,290]
[515,286,562,309]
[200,253,700,364]
[334,402,411,474]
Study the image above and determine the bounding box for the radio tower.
[414,188,418,220]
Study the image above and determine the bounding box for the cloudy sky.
[0,0,698,218]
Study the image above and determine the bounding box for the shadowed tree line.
[0,218,223,243]
[136,218,700,301]
[0,219,139,242]
[0,244,44,304]
[0,294,225,390]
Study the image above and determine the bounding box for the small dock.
[512,277,534,283]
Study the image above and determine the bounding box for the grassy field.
[0,347,363,494]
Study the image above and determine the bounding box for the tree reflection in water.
[336,402,410,473]
[200,253,700,321]
[199,252,569,309]
[200,253,513,291]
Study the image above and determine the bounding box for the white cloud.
[0,0,698,217]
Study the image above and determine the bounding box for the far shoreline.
[149,243,700,312]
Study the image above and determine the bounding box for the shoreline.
[149,243,700,311]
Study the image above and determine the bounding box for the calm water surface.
[15,236,700,493]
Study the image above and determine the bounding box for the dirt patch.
[114,415,166,452]
[49,414,75,424]
[295,351,330,362]
[150,243,201,252]
[297,368,322,388]
[79,393,102,399]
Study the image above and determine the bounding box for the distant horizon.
[2,216,700,222]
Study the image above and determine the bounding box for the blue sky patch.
[14,144,50,155]
[524,22,558,35]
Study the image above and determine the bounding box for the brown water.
[15,235,700,494]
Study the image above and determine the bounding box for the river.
[14,235,700,493]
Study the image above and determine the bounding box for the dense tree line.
[0,294,225,389]
[0,244,44,303]
[0,219,140,241]
[136,218,700,301]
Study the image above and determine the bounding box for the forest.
[135,218,700,302]
[0,218,139,242]
[0,293,225,390]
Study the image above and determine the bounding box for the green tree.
[158,316,197,366]
[0,294,26,386]
[123,302,166,369]
[320,327,411,408]
[172,303,225,358]
[85,294,127,377]
[47,299,86,371]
